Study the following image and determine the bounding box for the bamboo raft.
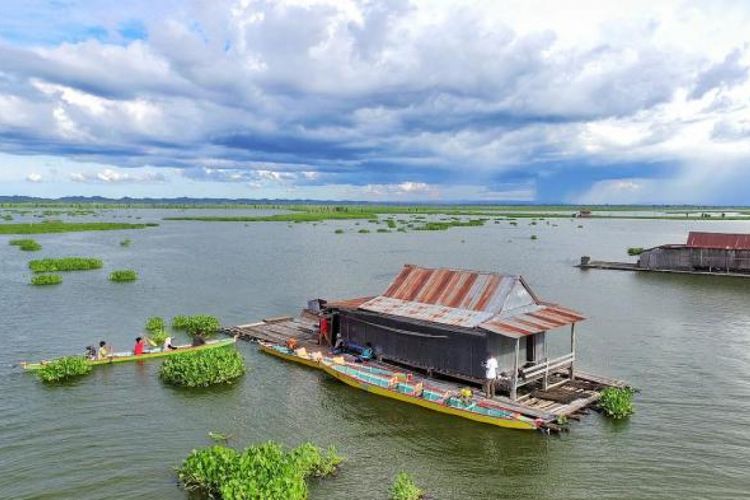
[225,313,631,432]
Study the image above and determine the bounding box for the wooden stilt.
[511,337,520,401]
[569,323,576,381]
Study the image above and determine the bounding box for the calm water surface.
[2,210,750,499]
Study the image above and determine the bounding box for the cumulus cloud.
[1,0,750,201]
[26,172,43,182]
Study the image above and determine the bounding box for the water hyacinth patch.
[160,348,245,388]
[10,238,42,251]
[171,315,221,337]
[37,356,92,383]
[390,472,424,500]
[29,257,102,273]
[30,274,62,286]
[109,269,138,282]
[177,441,343,500]
[598,387,636,419]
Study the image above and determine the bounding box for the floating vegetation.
[385,219,397,229]
[109,269,138,282]
[9,238,42,251]
[413,219,486,231]
[530,235,538,240]
[0,222,156,235]
[390,472,424,500]
[377,228,391,233]
[509,221,518,226]
[160,348,245,388]
[334,229,344,234]
[397,228,407,233]
[36,356,92,383]
[146,316,165,334]
[577,224,584,228]
[171,315,221,337]
[177,441,342,499]
[120,238,132,247]
[164,211,372,223]
[627,247,644,256]
[598,387,636,419]
[30,274,62,286]
[29,257,102,273]
[358,229,370,234]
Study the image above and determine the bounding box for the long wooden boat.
[258,340,544,431]
[257,340,327,369]
[20,337,237,371]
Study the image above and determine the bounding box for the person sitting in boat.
[459,387,473,405]
[84,345,97,360]
[97,341,110,360]
[192,333,206,347]
[133,337,146,356]
[285,338,298,351]
[163,336,177,351]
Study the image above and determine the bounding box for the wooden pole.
[511,337,520,401]
[569,323,576,380]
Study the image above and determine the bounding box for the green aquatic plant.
[119,238,132,247]
[29,257,102,273]
[160,348,245,388]
[10,238,42,251]
[30,274,62,286]
[37,356,92,383]
[627,247,644,256]
[171,315,221,337]
[385,219,397,229]
[413,219,485,231]
[530,235,538,240]
[145,316,165,334]
[358,229,370,234]
[598,387,635,419]
[377,228,391,233]
[0,222,155,235]
[177,441,342,500]
[334,229,344,234]
[109,269,138,282]
[390,472,424,500]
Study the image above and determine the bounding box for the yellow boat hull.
[257,341,538,431]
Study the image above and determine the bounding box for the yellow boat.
[258,341,542,431]
[21,337,237,371]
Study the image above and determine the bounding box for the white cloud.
[69,168,166,183]
[26,172,43,182]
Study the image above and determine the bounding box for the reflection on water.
[1,210,750,498]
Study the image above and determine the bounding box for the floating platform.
[577,259,750,279]
[226,313,632,432]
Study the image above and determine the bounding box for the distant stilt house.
[576,209,592,218]
[638,232,750,273]
[326,264,585,400]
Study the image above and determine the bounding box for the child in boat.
[133,337,146,355]
[97,341,110,360]
[163,336,177,351]
[84,345,97,360]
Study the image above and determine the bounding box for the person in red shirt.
[133,336,146,355]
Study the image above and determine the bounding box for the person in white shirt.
[483,353,498,398]
[163,336,177,351]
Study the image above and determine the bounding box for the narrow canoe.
[257,341,326,369]
[257,341,542,431]
[20,337,237,371]
[320,359,542,431]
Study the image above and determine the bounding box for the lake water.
[2,209,750,499]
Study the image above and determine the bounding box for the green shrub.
[37,356,92,383]
[160,348,245,387]
[390,472,423,500]
[31,274,63,286]
[171,315,221,337]
[109,269,138,282]
[177,441,342,500]
[10,238,42,251]
[627,247,644,256]
[598,387,635,419]
[29,257,102,273]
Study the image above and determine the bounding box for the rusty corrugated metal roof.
[686,231,750,250]
[325,296,375,309]
[352,265,584,337]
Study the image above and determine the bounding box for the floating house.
[326,264,585,400]
[576,209,592,218]
[637,231,750,273]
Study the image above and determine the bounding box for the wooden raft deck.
[226,314,630,426]
[578,259,750,279]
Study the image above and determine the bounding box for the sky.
[1,0,749,203]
